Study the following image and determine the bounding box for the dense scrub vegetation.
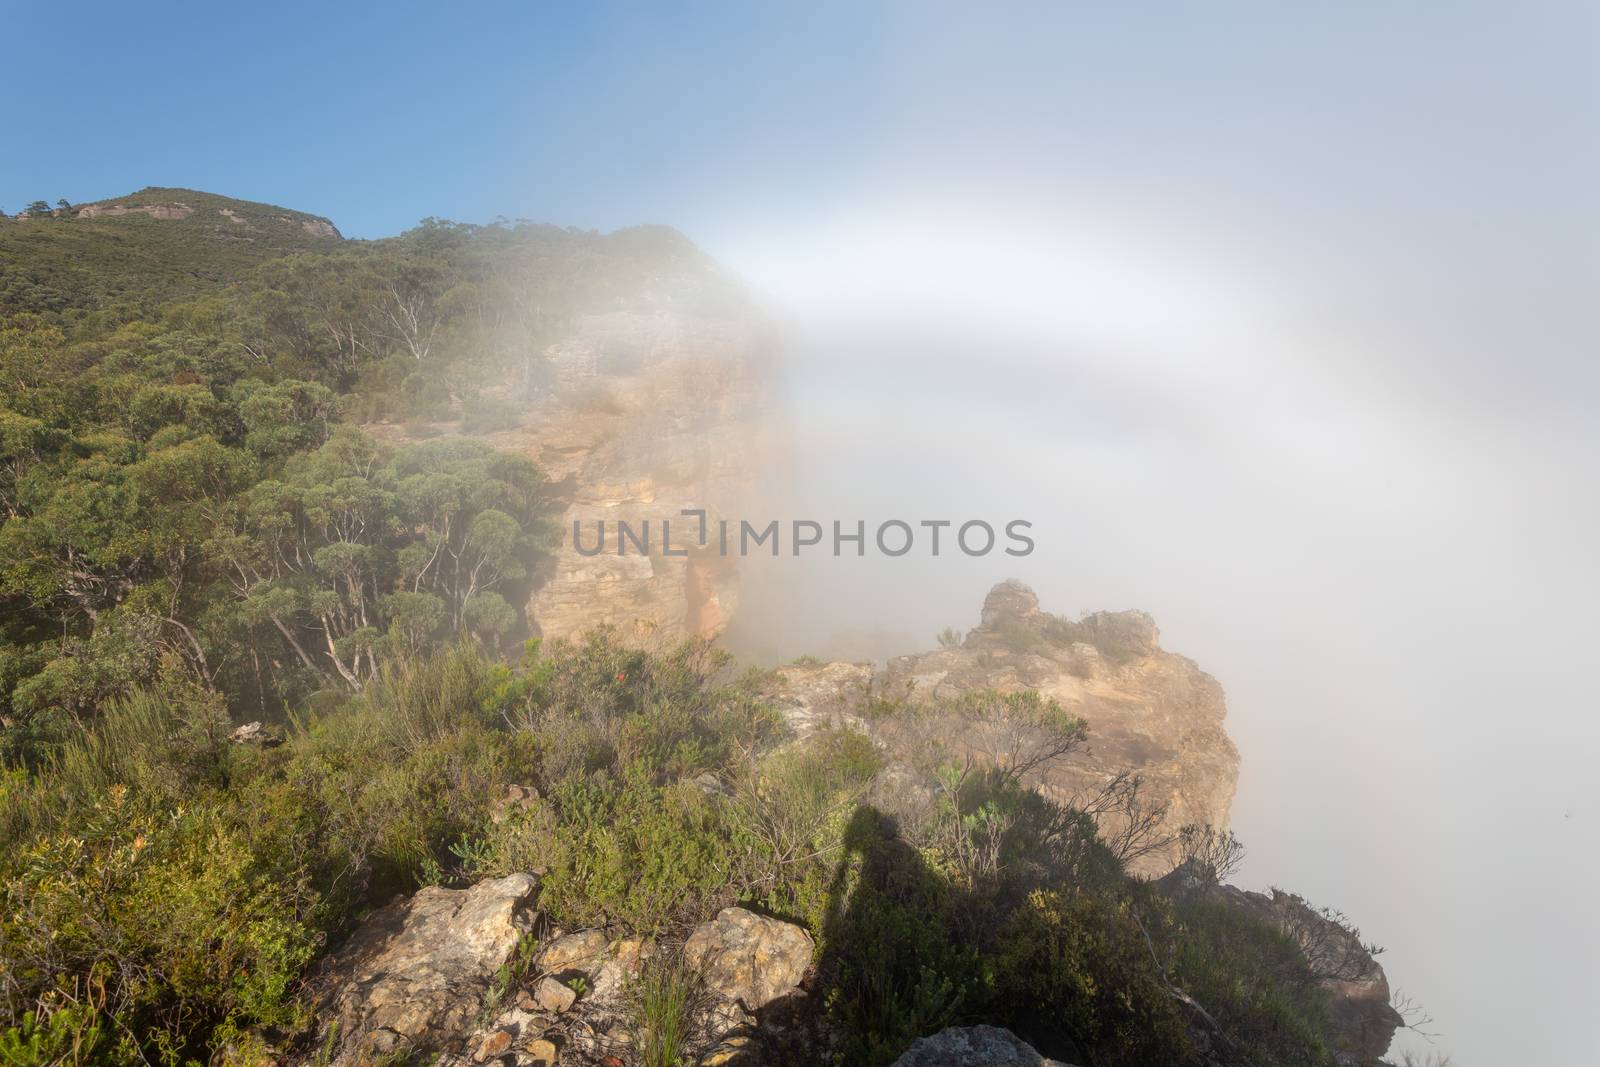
[1,636,1347,1066]
[0,191,716,763]
[1,192,1367,1066]
[0,189,342,314]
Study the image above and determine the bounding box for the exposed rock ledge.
[305,873,540,1064]
[301,879,812,1066]
[72,200,342,237]
[764,580,1241,874]
[513,308,768,645]
[298,870,1079,1066]
[369,302,771,648]
[74,201,197,221]
[297,865,1399,1065]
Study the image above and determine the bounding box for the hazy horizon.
[685,13,1600,1062]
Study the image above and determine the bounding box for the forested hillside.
[0,190,713,763]
[0,189,342,314]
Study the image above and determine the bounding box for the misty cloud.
[701,8,1599,1063]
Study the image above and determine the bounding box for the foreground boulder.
[891,1025,1076,1067]
[419,908,811,1066]
[683,907,813,1010]
[304,872,539,1064]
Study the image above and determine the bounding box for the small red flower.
[615,672,626,683]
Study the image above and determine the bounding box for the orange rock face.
[502,307,772,644]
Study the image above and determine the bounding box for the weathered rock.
[450,934,655,1066]
[693,770,730,797]
[538,928,611,976]
[697,1031,763,1065]
[890,1025,1075,1066]
[763,660,875,737]
[304,872,538,1065]
[590,936,650,1002]
[229,721,262,743]
[227,720,285,747]
[523,1037,558,1064]
[683,907,812,1010]
[75,201,196,221]
[533,976,578,1013]
[296,217,340,238]
[474,1027,514,1061]
[72,197,340,237]
[979,579,1040,629]
[436,1002,558,1067]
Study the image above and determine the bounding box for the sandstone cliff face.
[765,581,1240,874]
[364,278,773,645]
[490,305,770,643]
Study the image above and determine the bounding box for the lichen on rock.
[305,872,539,1064]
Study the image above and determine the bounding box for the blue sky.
[2,2,892,237]
[6,4,1599,1063]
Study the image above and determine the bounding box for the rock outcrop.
[71,196,343,237]
[765,580,1239,873]
[1157,870,1404,1061]
[305,879,812,1066]
[444,909,808,1066]
[74,201,197,221]
[682,907,813,1011]
[890,1025,1076,1067]
[305,872,539,1064]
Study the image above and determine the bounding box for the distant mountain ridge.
[72,187,341,238]
[0,187,343,313]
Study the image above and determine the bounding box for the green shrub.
[267,648,531,896]
[993,890,1190,1065]
[0,629,1356,1067]
[631,955,701,1067]
[500,769,741,931]
[816,809,973,1065]
[730,727,880,928]
[1168,898,1333,1065]
[0,791,319,1063]
[0,668,231,846]
[0,1004,111,1066]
